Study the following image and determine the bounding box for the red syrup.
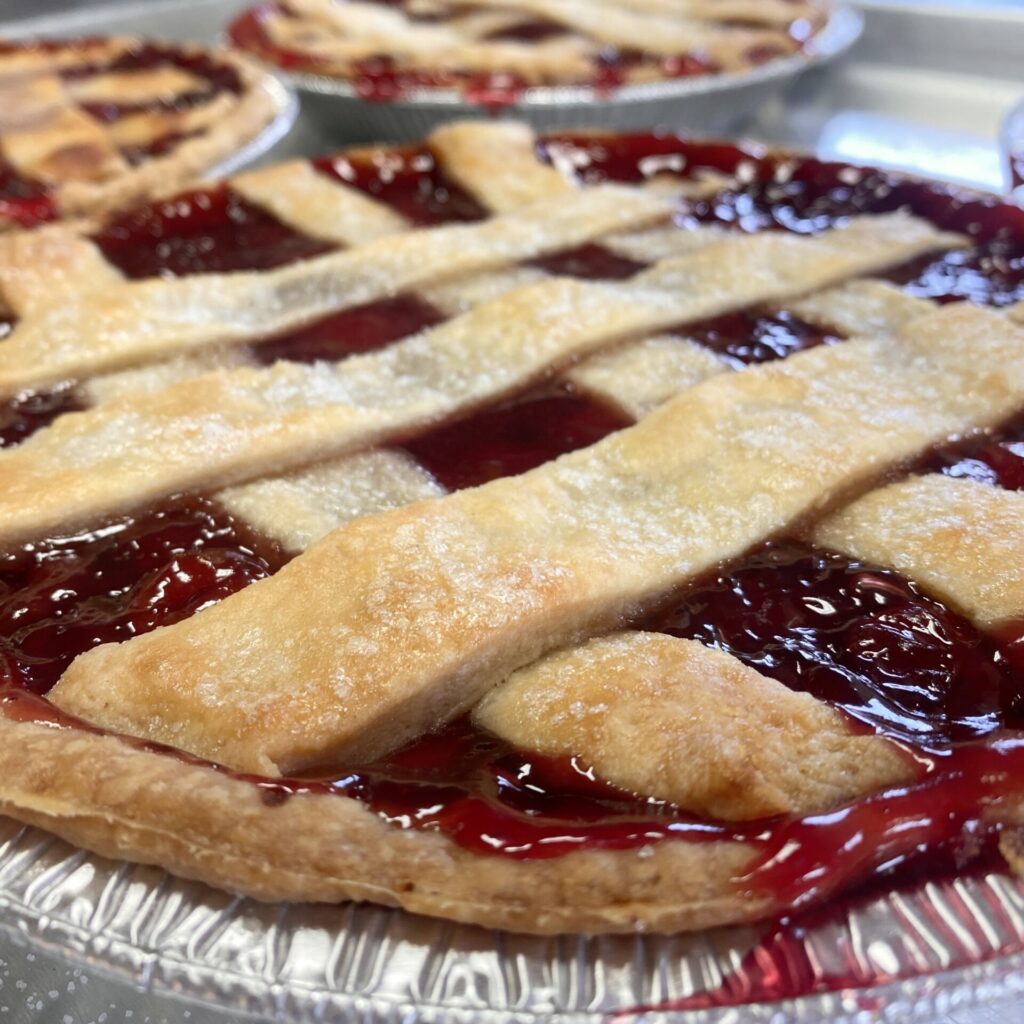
[680,307,844,365]
[400,384,633,490]
[650,543,1016,744]
[541,133,1024,241]
[0,159,57,229]
[250,294,447,365]
[0,497,285,695]
[0,382,84,449]
[924,412,1024,491]
[313,149,487,226]
[90,186,335,278]
[529,243,648,280]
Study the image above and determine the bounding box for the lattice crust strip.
[810,475,1024,634]
[46,304,1024,775]
[0,215,958,549]
[217,278,935,551]
[0,185,672,395]
[472,632,915,820]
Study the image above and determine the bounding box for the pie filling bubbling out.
[1,133,1024,918]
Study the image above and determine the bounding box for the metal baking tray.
[1,3,1024,1024]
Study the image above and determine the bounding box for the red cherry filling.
[529,243,648,280]
[680,307,844,365]
[880,239,1024,308]
[313,149,487,226]
[400,384,632,490]
[0,159,57,229]
[650,543,1017,744]
[925,414,1024,491]
[251,294,448,364]
[90,187,335,278]
[0,497,285,695]
[0,382,84,449]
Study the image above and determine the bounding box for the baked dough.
[473,632,914,820]
[50,305,1024,774]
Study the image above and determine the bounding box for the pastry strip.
[810,474,1024,633]
[50,305,1024,774]
[223,281,939,549]
[0,216,956,545]
[231,161,410,244]
[568,279,940,416]
[0,184,671,395]
[430,122,574,212]
[0,224,122,316]
[472,632,914,820]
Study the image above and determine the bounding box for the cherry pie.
[0,121,1023,934]
[228,0,830,102]
[0,34,289,230]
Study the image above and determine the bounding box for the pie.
[228,0,831,101]
[0,34,290,231]
[0,121,1023,935]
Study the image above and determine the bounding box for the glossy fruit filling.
[0,383,84,449]
[90,186,336,278]
[540,134,1024,306]
[0,497,285,695]
[402,384,632,490]
[926,414,1024,491]
[313,148,487,225]
[651,544,1017,744]
[680,307,844,365]
[228,2,731,103]
[529,242,648,281]
[0,159,57,228]
[251,294,447,365]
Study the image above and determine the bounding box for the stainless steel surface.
[1,3,1024,1023]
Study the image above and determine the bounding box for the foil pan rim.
[2,818,1024,1023]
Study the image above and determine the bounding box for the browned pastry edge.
[0,711,766,934]
[0,46,286,229]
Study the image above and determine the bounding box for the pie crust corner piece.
[0,35,289,230]
[1,119,1024,936]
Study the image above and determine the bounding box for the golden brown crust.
[0,711,765,934]
[49,305,1024,775]
[473,633,914,820]
[810,475,1024,632]
[0,184,671,396]
[0,215,948,549]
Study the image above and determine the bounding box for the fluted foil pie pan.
[4,812,1024,1023]
[283,7,864,144]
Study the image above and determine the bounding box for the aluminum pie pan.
[5,816,1024,1024]
[207,70,300,179]
[280,7,863,143]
